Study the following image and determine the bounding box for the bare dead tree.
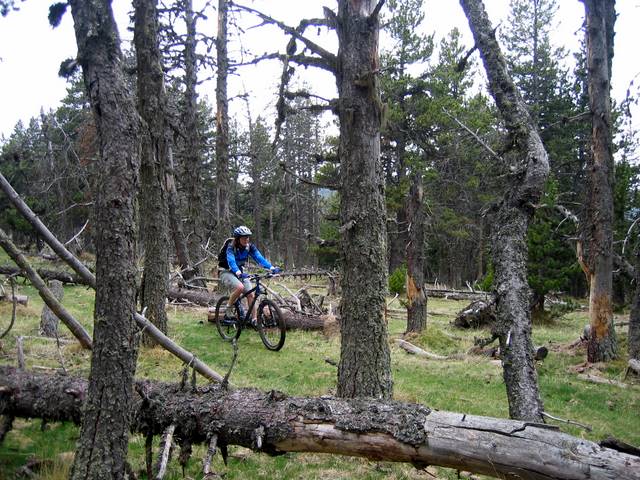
[460,0,549,422]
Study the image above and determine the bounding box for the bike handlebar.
[244,271,283,281]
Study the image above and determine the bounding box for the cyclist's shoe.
[222,305,236,325]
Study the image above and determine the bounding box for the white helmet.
[233,225,252,237]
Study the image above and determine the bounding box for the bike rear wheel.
[214,296,242,341]
[257,299,286,351]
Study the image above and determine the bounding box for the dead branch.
[0,228,92,349]
[0,174,224,383]
[541,411,592,432]
[230,1,336,68]
[442,108,502,162]
[154,424,176,480]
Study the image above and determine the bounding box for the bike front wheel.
[214,296,242,341]
[257,299,286,351]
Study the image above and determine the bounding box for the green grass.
[0,263,639,479]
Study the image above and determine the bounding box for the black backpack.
[217,237,235,269]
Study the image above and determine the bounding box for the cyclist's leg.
[220,271,244,317]
[240,278,257,323]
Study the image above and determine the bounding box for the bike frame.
[234,273,269,327]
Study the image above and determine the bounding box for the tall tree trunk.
[68,0,141,478]
[460,0,548,422]
[628,237,640,360]
[405,172,427,333]
[630,269,640,360]
[583,0,617,363]
[134,0,170,345]
[215,0,231,243]
[166,145,192,275]
[336,0,392,399]
[182,0,206,283]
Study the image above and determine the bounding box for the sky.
[0,0,638,142]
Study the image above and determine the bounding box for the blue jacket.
[226,242,272,274]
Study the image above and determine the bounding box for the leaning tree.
[460,0,549,422]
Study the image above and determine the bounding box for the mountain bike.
[213,272,286,351]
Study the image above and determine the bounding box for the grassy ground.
[0,262,638,479]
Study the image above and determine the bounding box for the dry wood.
[0,293,28,305]
[155,424,175,480]
[0,265,89,286]
[1,366,638,480]
[202,434,219,478]
[0,175,224,382]
[395,339,448,360]
[577,373,628,389]
[0,229,92,349]
[623,359,640,380]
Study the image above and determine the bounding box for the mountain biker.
[219,225,280,326]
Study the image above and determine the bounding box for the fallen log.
[0,293,28,306]
[0,366,637,480]
[577,373,629,389]
[0,265,88,286]
[395,339,449,360]
[169,287,219,306]
[453,300,496,329]
[427,288,492,301]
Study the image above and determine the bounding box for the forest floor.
[0,256,639,479]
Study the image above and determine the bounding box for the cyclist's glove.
[270,267,282,274]
[239,273,250,279]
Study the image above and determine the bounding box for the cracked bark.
[68,0,141,477]
[335,0,392,400]
[1,366,638,480]
[460,0,548,421]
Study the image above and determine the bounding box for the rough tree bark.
[336,0,393,399]
[460,0,549,422]
[405,171,427,333]
[629,240,640,360]
[67,1,141,477]
[1,366,638,480]
[134,0,170,346]
[583,0,618,363]
[181,0,206,284]
[215,0,232,243]
[39,279,63,338]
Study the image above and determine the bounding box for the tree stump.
[39,280,63,338]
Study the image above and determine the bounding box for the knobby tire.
[258,299,286,351]
[214,295,242,341]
